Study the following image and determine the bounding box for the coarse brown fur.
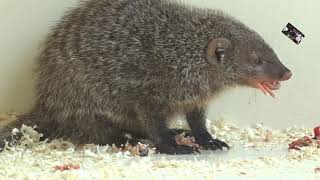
[0,0,291,154]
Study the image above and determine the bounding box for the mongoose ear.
[206,38,231,65]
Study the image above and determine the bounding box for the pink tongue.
[257,83,276,98]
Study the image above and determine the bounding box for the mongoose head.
[206,32,292,94]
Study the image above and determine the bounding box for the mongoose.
[0,0,292,154]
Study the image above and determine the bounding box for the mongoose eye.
[254,59,263,65]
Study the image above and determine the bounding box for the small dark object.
[282,23,305,45]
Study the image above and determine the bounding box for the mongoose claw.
[204,138,230,151]
[195,131,229,151]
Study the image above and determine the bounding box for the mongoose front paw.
[202,138,229,150]
[196,131,229,150]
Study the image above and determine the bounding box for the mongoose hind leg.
[186,107,229,150]
[68,122,132,147]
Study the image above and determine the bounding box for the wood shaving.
[1,113,320,179]
[174,132,199,149]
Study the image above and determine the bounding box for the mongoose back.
[0,0,292,154]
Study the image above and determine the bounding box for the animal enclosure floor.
[0,117,320,180]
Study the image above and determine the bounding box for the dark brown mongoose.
[0,0,292,154]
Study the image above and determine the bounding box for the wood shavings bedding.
[0,113,320,179]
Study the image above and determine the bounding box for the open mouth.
[244,72,291,98]
[256,80,280,98]
[245,79,281,98]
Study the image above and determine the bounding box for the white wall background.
[0,0,319,128]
